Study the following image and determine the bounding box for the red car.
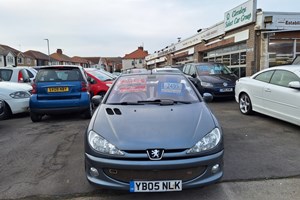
[85,70,114,97]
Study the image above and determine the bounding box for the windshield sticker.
[119,77,146,85]
[160,82,183,94]
[119,85,146,93]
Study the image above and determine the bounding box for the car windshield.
[36,68,84,82]
[88,70,113,81]
[106,74,200,104]
[196,64,232,75]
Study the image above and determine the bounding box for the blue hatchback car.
[29,65,93,122]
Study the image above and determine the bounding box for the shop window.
[297,40,300,52]
[223,55,230,65]
[269,39,294,66]
[231,53,239,65]
[208,57,215,62]
[215,56,222,63]
[240,52,246,64]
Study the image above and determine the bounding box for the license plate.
[47,87,69,92]
[220,88,233,92]
[130,180,182,192]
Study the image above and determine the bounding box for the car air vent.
[106,108,114,115]
[113,108,122,115]
[106,108,122,115]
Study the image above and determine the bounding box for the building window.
[203,43,247,77]
[139,59,142,64]
[7,56,14,64]
[17,57,23,64]
[268,39,294,67]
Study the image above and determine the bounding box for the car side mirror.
[288,81,300,89]
[92,95,103,107]
[191,73,197,78]
[202,93,213,102]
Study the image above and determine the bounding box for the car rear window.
[36,68,84,82]
[0,69,13,81]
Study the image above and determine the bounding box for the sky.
[1,0,300,58]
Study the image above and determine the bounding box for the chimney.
[138,46,143,50]
[57,49,62,54]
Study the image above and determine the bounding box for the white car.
[235,65,300,126]
[0,81,32,119]
[0,66,36,84]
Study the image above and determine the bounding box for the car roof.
[254,65,300,76]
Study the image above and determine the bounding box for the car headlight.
[187,128,221,154]
[106,83,112,87]
[88,130,124,155]
[201,81,214,88]
[9,91,31,99]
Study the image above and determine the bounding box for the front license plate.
[130,180,182,192]
[47,87,69,92]
[220,88,233,92]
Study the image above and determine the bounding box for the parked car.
[85,69,113,97]
[17,66,38,83]
[0,81,32,120]
[29,65,93,122]
[0,99,4,119]
[85,72,224,192]
[183,62,238,99]
[85,68,117,80]
[235,65,300,126]
[0,66,32,84]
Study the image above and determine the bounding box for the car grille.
[103,166,206,183]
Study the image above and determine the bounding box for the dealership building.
[145,0,300,77]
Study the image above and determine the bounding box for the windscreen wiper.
[137,99,191,105]
[109,102,144,105]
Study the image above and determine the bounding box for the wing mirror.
[202,93,213,102]
[288,81,300,89]
[91,95,104,107]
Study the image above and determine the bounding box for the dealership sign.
[224,0,257,31]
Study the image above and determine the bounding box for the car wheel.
[83,102,93,119]
[239,93,252,115]
[0,102,12,120]
[30,112,43,122]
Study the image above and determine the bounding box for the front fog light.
[211,164,220,174]
[90,167,99,177]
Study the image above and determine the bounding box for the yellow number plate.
[47,87,69,92]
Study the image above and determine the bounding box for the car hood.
[0,81,32,93]
[91,103,216,150]
[200,74,237,84]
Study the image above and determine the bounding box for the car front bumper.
[85,150,224,191]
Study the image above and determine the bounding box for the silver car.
[85,72,224,192]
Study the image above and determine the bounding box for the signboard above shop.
[224,0,257,32]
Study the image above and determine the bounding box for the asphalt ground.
[0,99,299,199]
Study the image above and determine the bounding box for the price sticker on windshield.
[161,82,182,94]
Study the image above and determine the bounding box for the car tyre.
[30,112,43,122]
[239,93,253,115]
[0,102,12,120]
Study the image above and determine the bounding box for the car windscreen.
[88,70,113,81]
[196,64,233,75]
[36,68,84,82]
[106,74,200,104]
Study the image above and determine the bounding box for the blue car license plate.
[130,180,182,192]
